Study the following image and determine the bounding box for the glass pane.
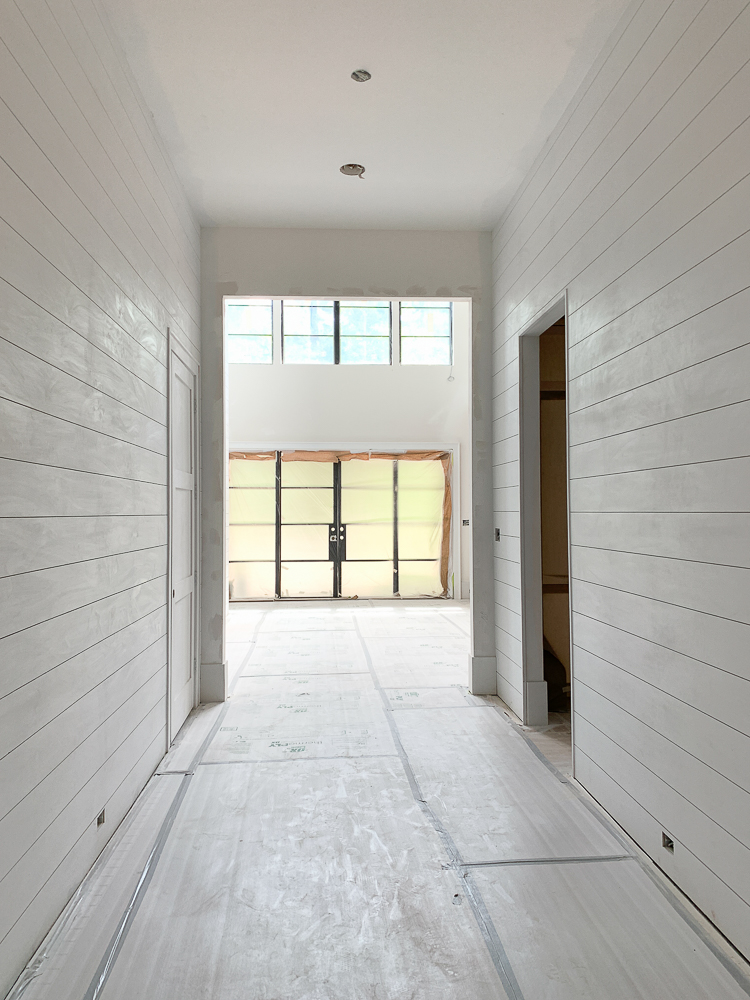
[339,336,390,365]
[341,459,393,488]
[225,301,273,365]
[398,488,445,523]
[282,301,335,336]
[229,459,275,488]
[226,335,272,364]
[400,336,452,365]
[229,562,275,600]
[281,488,333,524]
[283,335,335,364]
[398,523,442,560]
[225,300,273,337]
[283,301,334,365]
[341,488,393,523]
[280,561,333,598]
[339,302,391,337]
[228,524,275,561]
[229,489,276,524]
[398,460,445,489]
[398,560,443,598]
[341,561,394,598]
[400,302,451,337]
[281,524,330,560]
[346,523,393,559]
[281,461,334,487]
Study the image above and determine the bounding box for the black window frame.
[281,299,392,366]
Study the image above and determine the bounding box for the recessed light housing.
[351,69,371,83]
[340,163,365,179]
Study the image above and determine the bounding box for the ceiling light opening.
[340,163,365,180]
[351,69,371,83]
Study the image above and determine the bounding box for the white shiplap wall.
[492,0,750,956]
[0,0,200,991]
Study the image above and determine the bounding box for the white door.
[170,346,198,739]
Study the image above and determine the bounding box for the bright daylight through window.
[225,298,453,366]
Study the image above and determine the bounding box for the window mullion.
[334,300,340,365]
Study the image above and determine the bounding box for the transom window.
[226,298,454,366]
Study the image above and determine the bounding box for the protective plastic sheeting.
[229,488,276,523]
[281,461,333,487]
[280,561,333,598]
[281,524,329,560]
[230,561,275,599]
[398,523,442,559]
[345,523,393,559]
[340,459,393,487]
[341,561,394,598]
[229,457,275,487]
[341,488,392,523]
[398,560,443,597]
[229,524,275,561]
[281,488,333,524]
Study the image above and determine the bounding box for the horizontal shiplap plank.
[573,579,750,681]
[0,0,198,334]
[0,515,166,578]
[571,512,750,567]
[0,727,166,994]
[0,219,166,394]
[0,546,166,639]
[569,399,750,480]
[575,747,750,957]
[0,397,167,483]
[0,576,165,701]
[0,693,165,945]
[0,278,165,423]
[569,457,750,514]
[0,609,166,765]
[573,613,750,737]
[570,285,750,410]
[575,715,750,905]
[0,637,166,832]
[0,459,166,518]
[0,338,165,453]
[496,0,745,307]
[569,344,750,447]
[575,649,750,796]
[572,545,750,624]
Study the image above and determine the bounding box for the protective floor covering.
[10,601,750,1000]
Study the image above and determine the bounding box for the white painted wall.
[227,300,471,594]
[492,0,750,957]
[201,228,495,680]
[0,0,200,991]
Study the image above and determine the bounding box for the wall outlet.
[662,831,674,853]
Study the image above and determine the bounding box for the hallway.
[13,602,749,999]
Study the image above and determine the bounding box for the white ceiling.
[102,0,631,230]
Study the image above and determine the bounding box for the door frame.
[517,293,571,729]
[167,328,201,746]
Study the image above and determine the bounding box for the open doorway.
[518,300,572,733]
[539,321,571,715]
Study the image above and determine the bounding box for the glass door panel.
[341,561,394,598]
[398,560,443,598]
[341,459,394,597]
[280,562,334,598]
[228,524,275,561]
[229,562,275,599]
[281,488,333,523]
[281,524,330,560]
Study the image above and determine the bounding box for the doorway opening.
[228,450,453,600]
[539,321,571,714]
[518,299,572,729]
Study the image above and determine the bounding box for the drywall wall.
[201,228,495,688]
[491,0,750,955]
[0,0,200,992]
[227,300,471,596]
